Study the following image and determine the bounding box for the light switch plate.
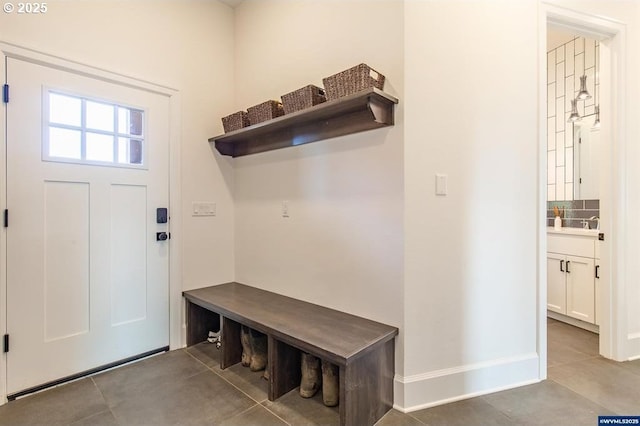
[435,174,448,196]
[192,202,216,216]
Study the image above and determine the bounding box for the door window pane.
[118,107,143,136]
[44,90,145,168]
[118,138,143,165]
[49,127,81,159]
[86,133,114,162]
[86,101,114,132]
[49,93,81,127]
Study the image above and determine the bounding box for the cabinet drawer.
[548,234,595,258]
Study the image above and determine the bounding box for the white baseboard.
[393,353,540,412]
[547,311,599,334]
[627,332,640,360]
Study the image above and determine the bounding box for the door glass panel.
[44,90,145,168]
[49,127,81,159]
[49,93,81,127]
[86,132,114,162]
[86,101,114,132]
[118,107,143,136]
[118,137,143,165]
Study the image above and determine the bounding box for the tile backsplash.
[547,199,599,229]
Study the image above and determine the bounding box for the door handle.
[595,265,600,279]
[560,260,564,272]
[566,261,571,273]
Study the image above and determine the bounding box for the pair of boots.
[240,325,268,377]
[300,353,339,407]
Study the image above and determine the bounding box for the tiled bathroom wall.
[547,37,599,201]
[547,199,600,229]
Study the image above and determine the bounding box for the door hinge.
[3,334,8,353]
[2,84,8,104]
[3,209,7,228]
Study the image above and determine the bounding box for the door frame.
[0,42,183,404]
[537,2,628,380]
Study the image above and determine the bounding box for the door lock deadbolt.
[156,232,170,241]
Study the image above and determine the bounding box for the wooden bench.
[183,282,398,426]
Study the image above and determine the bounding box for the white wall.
[0,0,237,290]
[232,0,405,365]
[402,0,540,410]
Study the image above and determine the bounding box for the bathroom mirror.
[573,115,600,200]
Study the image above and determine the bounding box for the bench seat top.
[183,282,398,365]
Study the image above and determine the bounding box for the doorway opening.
[545,28,603,364]
[540,5,627,379]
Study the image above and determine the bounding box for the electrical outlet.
[435,174,448,196]
[282,200,289,218]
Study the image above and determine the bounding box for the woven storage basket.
[221,111,250,133]
[322,63,385,101]
[247,100,284,125]
[281,85,327,114]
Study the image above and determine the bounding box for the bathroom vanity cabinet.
[547,229,600,327]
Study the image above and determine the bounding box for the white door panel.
[6,58,170,394]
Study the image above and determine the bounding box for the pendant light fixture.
[577,75,592,100]
[568,99,581,122]
[593,105,601,128]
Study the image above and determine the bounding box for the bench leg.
[221,316,242,369]
[340,340,394,426]
[268,336,301,401]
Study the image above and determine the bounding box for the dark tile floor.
[1,318,638,425]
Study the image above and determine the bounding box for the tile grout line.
[182,347,292,425]
[182,347,270,406]
[88,376,123,426]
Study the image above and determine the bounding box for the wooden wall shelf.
[209,88,398,157]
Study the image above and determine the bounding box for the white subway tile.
[556,45,565,63]
[556,63,565,95]
[575,54,585,85]
[575,37,584,54]
[557,167,566,199]
[548,151,556,184]
[548,83,556,117]
[565,183,574,200]
[548,51,556,83]
[548,117,556,150]
[565,41,575,75]
[565,76,574,111]
[556,98,565,132]
[565,147,573,183]
[548,184,556,201]
[557,132,565,166]
[566,123,574,148]
[585,38,595,69]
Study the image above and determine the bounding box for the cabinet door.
[566,255,596,323]
[547,253,567,314]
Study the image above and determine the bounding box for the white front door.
[5,57,171,395]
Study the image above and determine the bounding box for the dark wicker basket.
[247,100,284,125]
[322,63,385,101]
[221,111,249,133]
[281,85,327,114]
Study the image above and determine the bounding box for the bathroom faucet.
[590,216,600,230]
[581,220,590,229]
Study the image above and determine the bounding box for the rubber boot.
[299,353,321,398]
[321,360,339,407]
[240,325,252,367]
[249,329,267,372]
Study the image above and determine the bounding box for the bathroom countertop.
[547,227,600,237]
